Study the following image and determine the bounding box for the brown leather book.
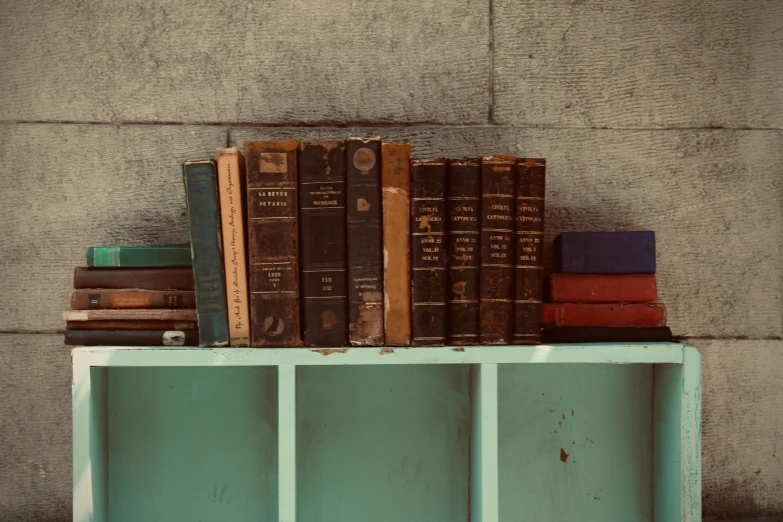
[411,159,447,346]
[479,156,516,344]
[66,320,198,330]
[217,147,251,347]
[381,142,412,346]
[299,140,348,347]
[447,158,481,345]
[63,309,197,321]
[245,139,302,347]
[68,289,196,309]
[513,158,546,344]
[73,267,194,290]
[346,138,384,346]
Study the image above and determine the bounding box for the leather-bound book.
[217,147,251,347]
[66,320,198,331]
[63,309,198,322]
[183,160,230,347]
[411,159,447,346]
[73,267,194,290]
[64,330,199,347]
[245,139,302,347]
[381,142,412,346]
[346,138,384,346]
[299,140,348,347]
[68,289,196,309]
[479,156,516,344]
[512,158,546,345]
[446,158,480,346]
[542,303,667,327]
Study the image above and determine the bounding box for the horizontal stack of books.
[541,231,672,343]
[63,245,199,346]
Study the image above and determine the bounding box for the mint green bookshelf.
[72,343,701,522]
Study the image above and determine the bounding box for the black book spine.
[298,141,348,346]
[513,158,546,344]
[64,330,199,346]
[411,159,447,346]
[541,326,673,344]
[447,159,481,345]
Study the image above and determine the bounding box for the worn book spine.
[63,309,198,322]
[73,267,195,290]
[299,140,348,347]
[64,330,199,347]
[183,160,230,347]
[381,142,412,346]
[245,139,301,347]
[549,274,658,303]
[217,148,251,347]
[479,156,516,344]
[86,245,192,267]
[555,231,656,274]
[68,289,196,309]
[446,158,480,345]
[541,326,672,344]
[542,303,667,327]
[346,138,384,346]
[66,320,198,331]
[411,159,447,346]
[513,158,546,345]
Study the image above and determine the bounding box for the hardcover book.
[217,147,251,347]
[346,138,384,346]
[555,231,656,274]
[299,140,348,347]
[183,160,230,347]
[541,326,672,344]
[64,330,199,347]
[245,139,302,347]
[542,303,666,327]
[68,289,196,309]
[446,158,480,345]
[512,158,546,345]
[479,156,516,344]
[86,245,192,267]
[410,159,447,346]
[66,320,198,331]
[73,267,195,290]
[549,274,657,303]
[381,142,412,346]
[63,309,198,322]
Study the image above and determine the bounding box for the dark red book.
[550,274,657,303]
[542,303,666,327]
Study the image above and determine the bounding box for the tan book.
[67,320,198,331]
[381,142,412,345]
[217,148,251,347]
[63,309,197,322]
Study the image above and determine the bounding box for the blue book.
[554,231,656,274]
[183,160,230,347]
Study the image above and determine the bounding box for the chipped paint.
[311,348,348,356]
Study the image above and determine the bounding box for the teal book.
[183,160,230,347]
[86,244,192,267]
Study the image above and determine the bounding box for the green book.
[86,245,193,267]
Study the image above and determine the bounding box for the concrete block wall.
[0,0,780,519]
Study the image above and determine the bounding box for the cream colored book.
[217,148,251,347]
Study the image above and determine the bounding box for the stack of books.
[541,231,672,343]
[63,245,199,346]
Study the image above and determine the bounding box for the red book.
[550,274,657,303]
[542,303,666,327]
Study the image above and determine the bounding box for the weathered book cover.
[550,274,658,303]
[381,141,412,346]
[183,160,230,347]
[542,326,672,344]
[245,139,301,347]
[299,140,348,347]
[479,156,516,344]
[513,158,546,345]
[64,330,199,346]
[63,309,198,322]
[346,138,384,346]
[66,320,198,330]
[68,289,196,309]
[542,303,666,327]
[411,159,447,346]
[555,231,656,274]
[86,245,192,267]
[217,147,251,347]
[73,267,195,290]
[447,158,480,346]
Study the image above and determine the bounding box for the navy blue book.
[183,160,230,347]
[555,231,656,274]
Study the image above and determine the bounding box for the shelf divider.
[471,363,499,522]
[278,365,297,522]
